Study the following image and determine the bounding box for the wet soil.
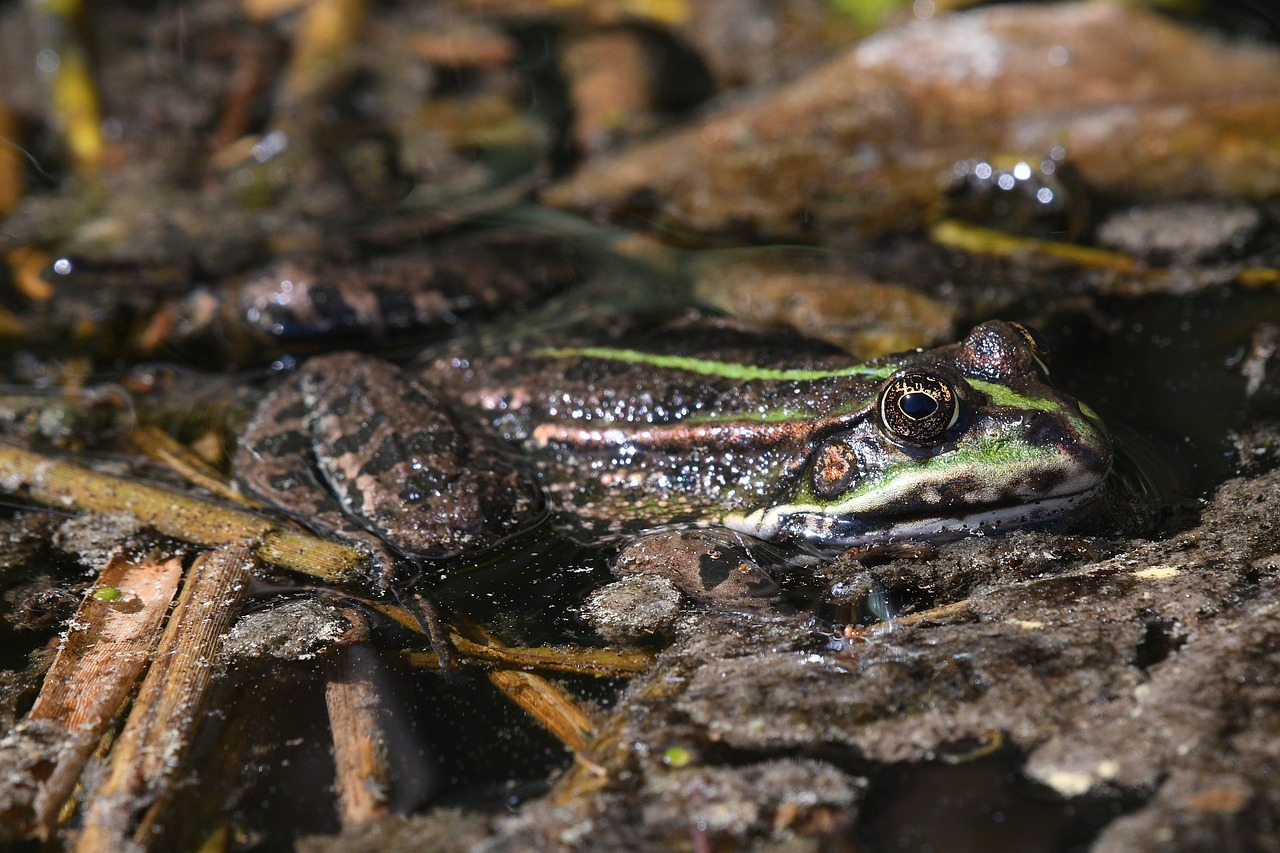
[409,465,1280,852]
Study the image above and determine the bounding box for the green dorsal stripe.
[533,346,894,382]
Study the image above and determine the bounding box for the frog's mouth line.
[730,484,1108,551]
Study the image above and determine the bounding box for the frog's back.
[416,317,883,536]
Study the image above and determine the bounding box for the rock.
[544,3,1280,243]
[580,575,683,643]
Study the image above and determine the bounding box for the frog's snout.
[1022,408,1112,484]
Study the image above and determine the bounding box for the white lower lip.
[728,486,1105,549]
[841,491,1096,544]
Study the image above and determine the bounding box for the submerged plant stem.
[929,218,1143,272]
[402,637,654,678]
[465,622,596,755]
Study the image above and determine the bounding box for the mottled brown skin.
[235,353,543,568]
[223,230,582,350]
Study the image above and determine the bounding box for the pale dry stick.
[546,653,685,804]
[398,606,625,753]
[0,553,184,841]
[394,25,514,68]
[324,610,392,827]
[0,442,369,581]
[929,219,1144,274]
[463,623,596,755]
[872,599,971,631]
[931,218,1280,290]
[75,543,256,852]
[489,668,596,755]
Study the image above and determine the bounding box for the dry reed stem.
[0,552,183,840]
[75,543,255,852]
[0,442,369,581]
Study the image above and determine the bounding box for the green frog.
[234,318,1112,577]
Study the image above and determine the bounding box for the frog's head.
[731,321,1113,549]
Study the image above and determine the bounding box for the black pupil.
[899,392,938,420]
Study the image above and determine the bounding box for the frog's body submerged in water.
[234,320,1112,568]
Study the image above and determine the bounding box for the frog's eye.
[1008,322,1051,372]
[878,372,960,446]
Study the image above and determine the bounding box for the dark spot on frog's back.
[320,404,394,458]
[327,416,384,459]
[239,389,313,456]
[310,373,378,417]
[1021,410,1066,441]
[361,429,461,479]
[1022,467,1067,497]
[254,427,311,458]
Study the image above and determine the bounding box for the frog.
[234,318,1112,584]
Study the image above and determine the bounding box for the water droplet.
[36,49,60,76]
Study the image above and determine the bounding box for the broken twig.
[324,610,393,826]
